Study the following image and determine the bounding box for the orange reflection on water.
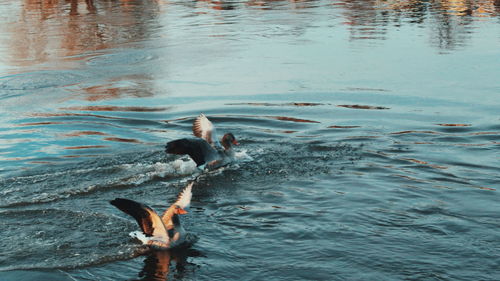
[6,0,159,67]
[380,0,500,16]
[337,104,390,110]
[62,131,108,137]
[268,116,321,123]
[104,137,140,143]
[136,249,198,281]
[436,123,471,127]
[78,84,123,102]
[246,0,316,10]
[64,145,108,149]
[74,75,156,101]
[30,112,125,120]
[328,125,361,129]
[227,102,324,107]
[62,154,99,158]
[5,0,499,69]
[17,121,66,127]
[29,161,53,164]
[391,130,439,135]
[339,0,500,49]
[61,105,169,112]
[143,251,172,280]
[436,0,499,16]
[476,186,496,191]
[401,157,448,169]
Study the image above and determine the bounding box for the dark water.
[1,0,499,280]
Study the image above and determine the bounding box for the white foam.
[118,159,198,186]
[234,149,254,162]
[171,159,198,174]
[129,231,149,244]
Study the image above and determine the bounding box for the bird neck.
[221,139,232,150]
[171,214,181,227]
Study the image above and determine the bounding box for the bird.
[110,182,193,250]
[165,113,239,170]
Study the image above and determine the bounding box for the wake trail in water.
[0,149,256,208]
[0,159,197,208]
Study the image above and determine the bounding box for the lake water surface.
[0,0,499,280]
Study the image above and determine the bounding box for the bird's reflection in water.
[136,247,203,281]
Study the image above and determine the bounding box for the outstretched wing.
[110,198,169,242]
[174,182,193,209]
[192,114,221,148]
[165,138,218,166]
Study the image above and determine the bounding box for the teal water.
[0,0,499,280]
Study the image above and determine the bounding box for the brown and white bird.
[165,114,239,170]
[110,182,193,249]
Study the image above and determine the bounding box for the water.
[0,0,499,280]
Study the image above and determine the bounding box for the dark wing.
[165,138,219,166]
[110,198,169,241]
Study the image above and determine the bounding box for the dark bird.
[165,114,239,170]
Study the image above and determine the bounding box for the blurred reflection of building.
[4,0,161,101]
[7,0,159,67]
[5,0,500,61]
[339,0,499,50]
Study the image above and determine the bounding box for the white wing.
[192,113,221,148]
[174,182,193,209]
